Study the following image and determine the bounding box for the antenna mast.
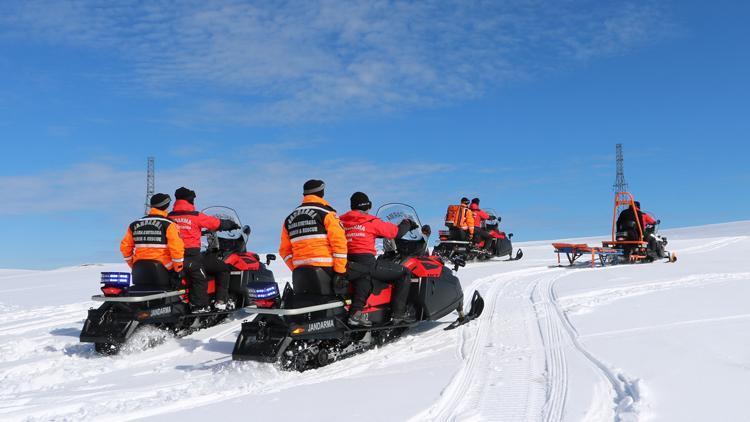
[613,143,628,193]
[144,157,155,214]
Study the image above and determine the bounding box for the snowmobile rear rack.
[91,290,186,303]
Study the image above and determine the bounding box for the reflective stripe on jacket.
[279,195,347,273]
[120,208,185,269]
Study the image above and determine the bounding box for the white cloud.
[0,0,674,124]
[0,156,455,251]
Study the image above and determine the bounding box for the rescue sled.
[232,203,484,371]
[79,207,276,355]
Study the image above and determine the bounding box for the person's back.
[616,206,637,233]
[120,193,184,286]
[446,197,474,241]
[470,198,495,249]
[279,180,347,296]
[168,187,240,311]
[340,192,416,326]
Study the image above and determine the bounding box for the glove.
[219,219,241,231]
[406,219,419,231]
[332,272,348,291]
[173,262,184,273]
[488,215,497,221]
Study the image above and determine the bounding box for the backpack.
[445,205,461,227]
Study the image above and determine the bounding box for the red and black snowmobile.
[231,203,484,371]
[80,207,276,355]
[434,208,522,266]
[605,192,676,264]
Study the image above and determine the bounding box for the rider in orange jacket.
[470,198,496,250]
[279,180,348,293]
[120,193,185,273]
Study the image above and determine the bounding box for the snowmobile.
[433,208,522,266]
[232,203,484,371]
[603,192,677,264]
[79,207,276,355]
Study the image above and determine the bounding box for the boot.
[214,300,227,311]
[390,311,416,325]
[190,304,211,314]
[348,310,373,327]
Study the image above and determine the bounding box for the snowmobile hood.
[172,199,196,212]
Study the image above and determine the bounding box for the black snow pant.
[347,254,411,317]
[184,250,209,307]
[473,228,492,249]
[449,227,470,242]
[203,253,233,302]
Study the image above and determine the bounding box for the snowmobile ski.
[445,290,485,330]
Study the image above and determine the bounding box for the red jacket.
[641,210,656,227]
[340,210,399,256]
[168,200,221,250]
[469,203,490,228]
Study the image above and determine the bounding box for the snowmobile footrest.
[244,301,345,316]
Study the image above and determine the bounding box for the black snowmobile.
[604,192,677,264]
[80,207,276,355]
[232,203,484,371]
[434,208,522,266]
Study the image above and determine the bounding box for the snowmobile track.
[415,268,556,421]
[542,268,641,422]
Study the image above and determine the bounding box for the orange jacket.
[120,208,185,271]
[459,204,475,234]
[279,195,347,273]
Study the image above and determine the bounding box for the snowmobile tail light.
[136,311,151,321]
[254,299,276,308]
[291,327,305,335]
[101,286,124,297]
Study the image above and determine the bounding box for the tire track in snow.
[676,236,746,254]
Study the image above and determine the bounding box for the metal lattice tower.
[613,143,628,193]
[144,157,155,214]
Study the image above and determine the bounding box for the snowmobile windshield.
[376,203,423,241]
[376,203,426,255]
[200,206,244,252]
[483,208,499,229]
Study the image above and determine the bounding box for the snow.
[1,222,749,421]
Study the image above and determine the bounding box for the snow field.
[0,221,748,421]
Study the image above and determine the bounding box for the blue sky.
[0,0,747,269]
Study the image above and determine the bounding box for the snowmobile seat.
[131,260,173,293]
[292,266,334,296]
